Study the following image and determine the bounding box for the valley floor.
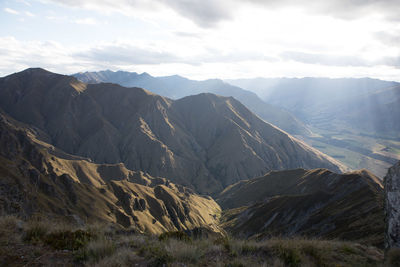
[297,128,400,178]
[1,215,396,267]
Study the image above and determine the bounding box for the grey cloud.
[280,51,371,67]
[48,0,400,28]
[379,56,400,68]
[74,44,184,65]
[49,0,234,28]
[280,51,400,68]
[248,0,400,21]
[201,48,277,64]
[74,43,277,66]
[160,0,232,28]
[374,31,400,47]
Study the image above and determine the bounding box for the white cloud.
[25,11,35,17]
[4,8,20,15]
[1,36,400,81]
[74,17,97,25]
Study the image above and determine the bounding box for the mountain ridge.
[73,70,312,136]
[0,68,346,195]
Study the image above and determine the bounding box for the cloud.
[45,0,400,28]
[374,31,400,47]
[173,31,201,38]
[46,0,233,28]
[280,51,371,67]
[159,0,233,28]
[0,36,281,77]
[4,8,20,15]
[74,43,184,65]
[379,56,400,68]
[248,0,400,21]
[74,17,97,25]
[25,11,35,17]
[280,51,400,69]
[0,37,86,76]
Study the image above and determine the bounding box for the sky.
[1,0,400,81]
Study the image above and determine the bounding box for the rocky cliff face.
[218,168,384,246]
[384,161,400,249]
[0,68,345,194]
[0,112,221,234]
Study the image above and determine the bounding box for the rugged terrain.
[0,68,394,267]
[218,168,384,247]
[0,112,221,234]
[74,70,311,136]
[0,68,344,195]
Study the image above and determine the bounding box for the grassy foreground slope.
[0,215,391,267]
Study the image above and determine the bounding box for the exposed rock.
[384,161,400,249]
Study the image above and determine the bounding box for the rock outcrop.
[384,161,400,249]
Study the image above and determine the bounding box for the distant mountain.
[334,85,400,136]
[0,68,345,195]
[226,77,399,137]
[73,70,312,136]
[218,168,384,246]
[0,112,221,233]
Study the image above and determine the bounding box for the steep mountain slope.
[0,69,345,194]
[73,70,311,136]
[218,168,384,246]
[0,112,221,234]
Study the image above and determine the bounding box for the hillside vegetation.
[0,215,391,267]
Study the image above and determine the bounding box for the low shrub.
[95,247,143,267]
[23,221,48,243]
[274,245,301,267]
[0,215,21,243]
[138,243,174,267]
[74,238,116,263]
[158,231,191,243]
[44,229,94,250]
[165,239,203,264]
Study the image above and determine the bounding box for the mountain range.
[0,68,344,195]
[227,77,400,178]
[0,68,389,247]
[73,70,311,136]
[226,77,400,137]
